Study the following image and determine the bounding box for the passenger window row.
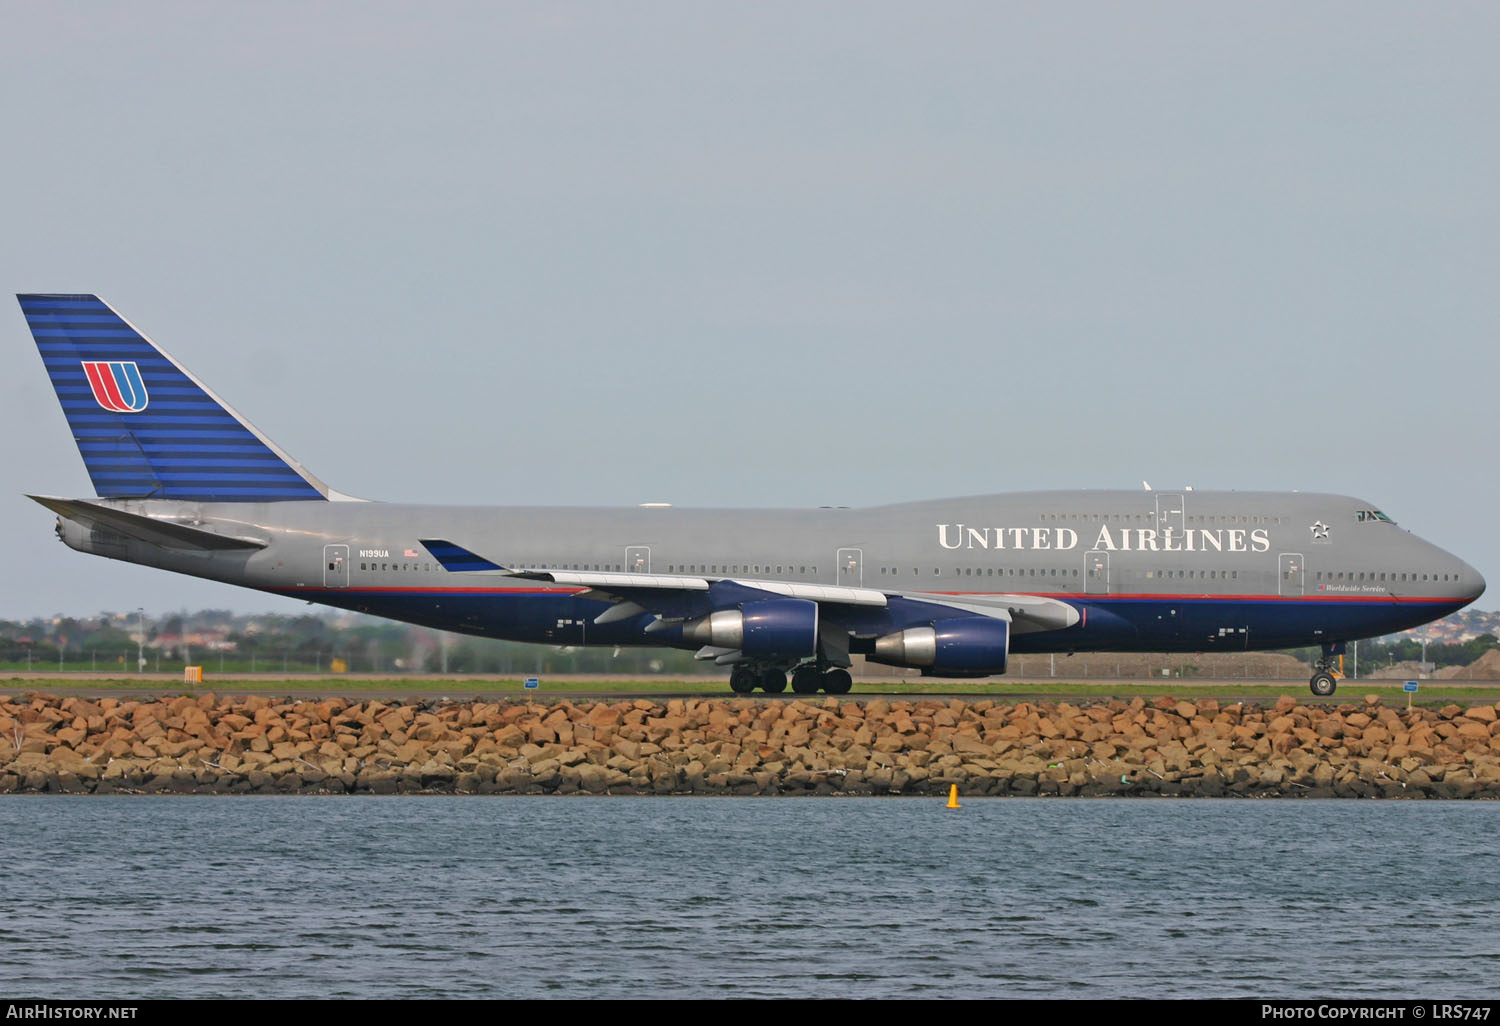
[1315,571,1456,583]
[1031,513,1286,525]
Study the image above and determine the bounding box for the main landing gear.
[1309,643,1346,697]
[729,663,853,695]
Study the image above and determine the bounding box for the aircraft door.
[625,546,650,573]
[837,548,862,587]
[1279,553,1304,597]
[1156,493,1185,536]
[323,545,349,588]
[1085,550,1109,595]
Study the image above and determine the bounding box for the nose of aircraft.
[1426,535,1486,606]
[1445,545,1488,604]
[1426,532,1486,605]
[1463,561,1487,603]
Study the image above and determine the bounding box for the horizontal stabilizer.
[29,495,268,551]
[419,539,509,573]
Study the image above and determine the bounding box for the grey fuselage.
[48,488,1486,665]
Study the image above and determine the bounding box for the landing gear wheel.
[1309,672,1337,697]
[791,666,822,694]
[823,668,853,695]
[729,667,757,694]
[760,668,788,693]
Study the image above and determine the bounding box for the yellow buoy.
[946,784,961,809]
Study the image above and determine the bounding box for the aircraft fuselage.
[49,488,1484,659]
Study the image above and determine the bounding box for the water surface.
[1,797,1495,999]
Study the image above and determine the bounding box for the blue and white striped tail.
[19,294,330,502]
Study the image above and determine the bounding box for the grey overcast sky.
[2,1,1496,620]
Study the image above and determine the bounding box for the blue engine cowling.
[682,598,819,659]
[743,598,818,658]
[870,617,1009,676]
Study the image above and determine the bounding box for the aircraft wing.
[514,569,889,607]
[419,539,1079,642]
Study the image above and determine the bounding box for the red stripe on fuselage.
[276,586,1464,604]
[274,585,590,596]
[924,591,1464,604]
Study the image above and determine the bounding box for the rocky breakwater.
[1,692,1498,797]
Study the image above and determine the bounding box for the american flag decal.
[81,361,149,412]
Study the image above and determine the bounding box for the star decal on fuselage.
[1310,520,1330,541]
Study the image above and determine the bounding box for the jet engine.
[869,617,1009,676]
[681,598,818,658]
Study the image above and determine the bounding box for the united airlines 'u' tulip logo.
[81,361,149,412]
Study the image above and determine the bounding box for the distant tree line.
[1,610,1494,676]
[0,611,720,676]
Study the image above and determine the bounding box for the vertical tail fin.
[19,294,332,502]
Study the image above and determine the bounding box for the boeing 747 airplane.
[18,294,1486,695]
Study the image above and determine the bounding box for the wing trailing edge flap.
[905,592,1080,634]
[694,645,740,665]
[29,495,268,551]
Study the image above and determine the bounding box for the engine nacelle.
[869,617,1009,676]
[682,598,818,659]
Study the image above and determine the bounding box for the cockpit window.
[1355,509,1395,524]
